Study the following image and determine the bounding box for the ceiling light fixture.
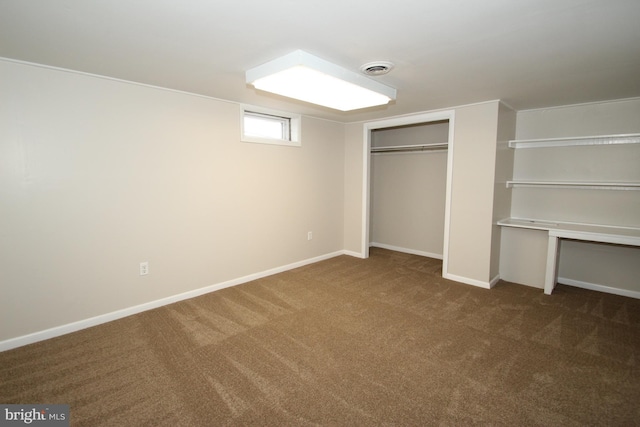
[246,50,396,111]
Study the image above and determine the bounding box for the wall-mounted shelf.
[506,180,640,190]
[498,217,640,240]
[503,125,640,298]
[497,218,560,231]
[508,133,640,149]
[371,142,448,154]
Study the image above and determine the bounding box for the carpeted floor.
[1,248,639,426]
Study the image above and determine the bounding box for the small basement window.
[241,105,301,146]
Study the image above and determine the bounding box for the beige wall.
[343,123,365,255]
[5,56,636,347]
[0,60,345,342]
[501,98,640,292]
[445,101,501,286]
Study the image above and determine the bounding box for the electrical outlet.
[139,261,149,276]
[308,231,313,241]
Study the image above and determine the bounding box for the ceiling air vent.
[360,61,394,76]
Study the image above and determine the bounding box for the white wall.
[500,98,640,293]
[0,59,345,344]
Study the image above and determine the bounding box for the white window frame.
[241,105,301,146]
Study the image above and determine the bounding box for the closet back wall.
[369,121,448,258]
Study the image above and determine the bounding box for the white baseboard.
[0,251,346,352]
[369,243,494,290]
[342,249,365,258]
[489,274,501,288]
[443,273,492,289]
[369,242,443,260]
[557,277,640,299]
[18,252,633,353]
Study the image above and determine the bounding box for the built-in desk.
[497,218,640,295]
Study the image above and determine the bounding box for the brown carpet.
[1,248,639,426]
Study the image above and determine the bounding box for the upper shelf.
[506,181,640,190]
[508,133,640,149]
[371,142,448,154]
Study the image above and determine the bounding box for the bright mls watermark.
[0,405,69,426]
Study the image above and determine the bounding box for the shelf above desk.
[505,181,640,190]
[508,133,640,149]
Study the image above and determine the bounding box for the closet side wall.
[490,103,517,282]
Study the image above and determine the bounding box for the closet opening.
[361,110,455,278]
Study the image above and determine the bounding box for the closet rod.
[371,143,448,154]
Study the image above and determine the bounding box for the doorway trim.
[361,110,456,277]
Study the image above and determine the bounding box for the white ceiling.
[1,0,639,122]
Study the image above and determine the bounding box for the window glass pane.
[240,106,300,146]
[244,112,289,140]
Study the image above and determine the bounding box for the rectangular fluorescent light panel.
[246,50,396,111]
